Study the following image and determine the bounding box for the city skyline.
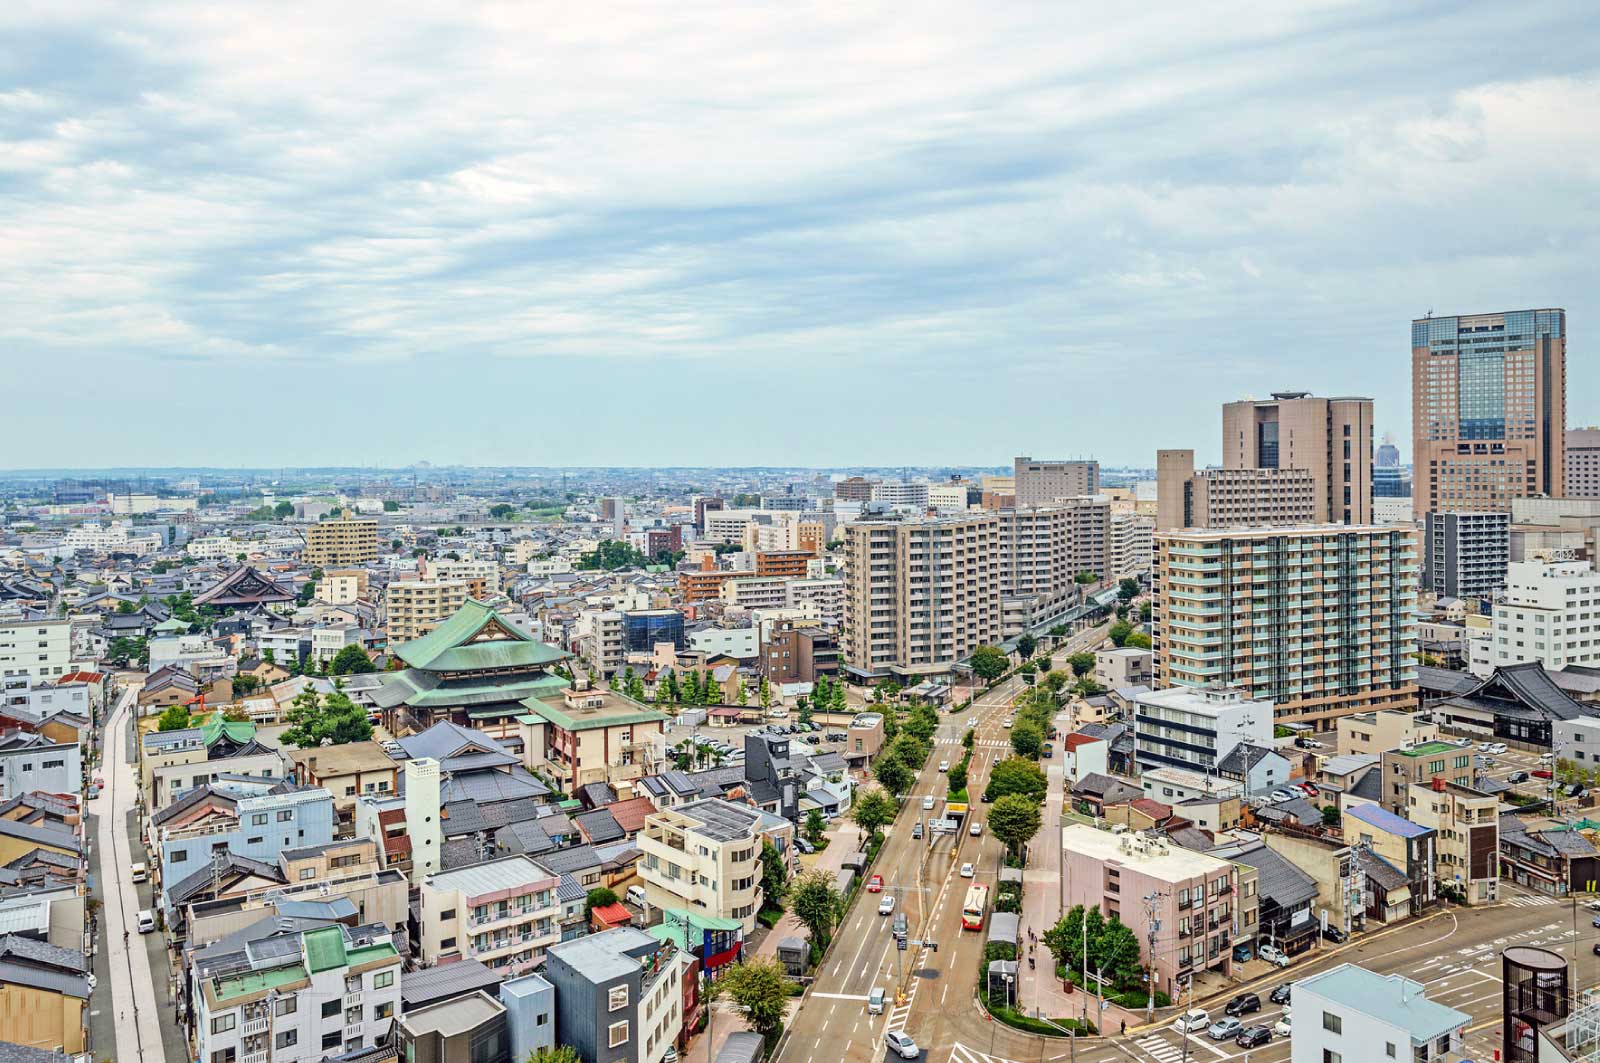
[2,3,1596,468]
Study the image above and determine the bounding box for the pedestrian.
[1121,1020,1127,1035]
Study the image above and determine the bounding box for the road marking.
[1135,1036,1184,1063]
[807,992,869,1001]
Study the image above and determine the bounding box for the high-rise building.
[693,495,725,532]
[1412,309,1567,517]
[1155,449,1318,531]
[1013,456,1099,505]
[302,515,380,566]
[1567,428,1600,499]
[1374,434,1412,498]
[841,513,1000,681]
[1489,559,1600,672]
[1153,524,1419,729]
[386,579,471,643]
[870,481,931,508]
[833,477,879,502]
[1422,511,1510,600]
[1110,511,1154,580]
[1221,392,1374,524]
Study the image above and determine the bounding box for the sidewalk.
[1016,714,1070,1021]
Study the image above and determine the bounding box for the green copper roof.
[200,717,256,747]
[520,693,669,732]
[303,926,347,973]
[649,907,743,949]
[396,599,569,672]
[379,670,568,710]
[1394,741,1459,758]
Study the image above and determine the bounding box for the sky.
[2,1,1598,470]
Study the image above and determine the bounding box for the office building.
[1290,964,1467,1063]
[840,513,1001,681]
[1490,559,1600,672]
[1378,741,1474,814]
[1059,825,1236,999]
[1412,309,1567,517]
[1221,391,1374,524]
[759,620,839,685]
[1013,456,1099,505]
[385,579,471,643]
[622,610,685,653]
[1422,511,1510,600]
[692,496,724,532]
[1568,427,1600,499]
[303,516,380,567]
[1132,685,1272,775]
[1155,450,1317,531]
[833,477,878,502]
[869,481,930,508]
[638,800,764,931]
[0,619,72,681]
[1153,524,1419,728]
[419,855,562,976]
[1374,436,1411,499]
[544,928,684,1063]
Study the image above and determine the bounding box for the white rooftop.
[1061,824,1232,880]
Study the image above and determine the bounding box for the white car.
[878,895,896,916]
[967,716,978,727]
[885,1031,920,1060]
[1453,737,1473,747]
[1258,944,1290,967]
[960,862,975,878]
[1273,1013,1292,1038]
[1487,742,1508,755]
[1003,718,1014,729]
[938,760,950,773]
[970,821,983,837]
[1172,1008,1210,1033]
[1478,742,1495,752]
[922,795,935,811]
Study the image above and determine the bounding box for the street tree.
[1108,621,1134,647]
[850,787,897,840]
[1068,652,1095,677]
[1015,634,1037,661]
[989,794,1043,859]
[759,841,788,907]
[804,808,826,846]
[789,869,844,950]
[1009,720,1044,759]
[986,757,1047,803]
[1124,631,1152,649]
[969,645,1008,682]
[873,754,915,797]
[713,956,789,1044]
[1118,577,1140,602]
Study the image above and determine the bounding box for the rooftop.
[1061,824,1233,880]
[398,990,506,1038]
[1297,963,1469,1042]
[1391,740,1460,758]
[1346,803,1431,839]
[425,854,557,897]
[520,689,668,732]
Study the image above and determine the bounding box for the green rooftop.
[200,716,256,747]
[396,599,569,672]
[214,962,306,1004]
[303,926,347,973]
[519,692,669,732]
[345,942,401,968]
[1395,741,1461,758]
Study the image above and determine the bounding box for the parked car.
[867,875,884,893]
[1268,789,1296,803]
[1453,736,1473,747]
[1508,771,1531,784]
[1535,769,1554,779]
[1487,742,1509,754]
[1259,944,1291,967]
[884,1031,920,1059]
[1571,784,1589,799]
[1207,1017,1243,1041]
[1236,1024,1272,1048]
[1041,743,1054,757]
[879,895,896,916]
[136,909,157,934]
[1224,992,1260,1017]
[1232,944,1254,963]
[960,862,975,878]
[1269,984,1291,1005]
[626,885,648,907]
[1273,1014,1293,1038]
[1591,943,1600,957]
[1172,1009,1210,1033]
[796,838,815,855]
[1478,742,1495,752]
[1323,925,1347,944]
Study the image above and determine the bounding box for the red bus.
[961,884,989,930]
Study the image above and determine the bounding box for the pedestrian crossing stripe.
[1136,1036,1184,1063]
[1506,894,1559,907]
[949,1043,1025,1063]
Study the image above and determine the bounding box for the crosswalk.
[948,1044,1024,1063]
[1135,1035,1185,1063]
[1506,893,1561,908]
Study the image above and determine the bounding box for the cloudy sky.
[3,1,1596,470]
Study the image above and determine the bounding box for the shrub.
[757,907,785,929]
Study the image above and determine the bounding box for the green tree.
[262,648,276,666]
[584,887,619,918]
[873,754,915,798]
[1068,651,1095,677]
[986,757,1047,803]
[1072,677,1107,698]
[759,841,789,908]
[1015,634,1037,661]
[232,674,261,696]
[329,644,376,675]
[990,794,1043,858]
[713,956,789,1043]
[106,635,147,668]
[272,501,295,519]
[525,1047,581,1063]
[1074,571,1099,585]
[1096,915,1144,987]
[736,678,749,706]
[849,787,897,840]
[281,686,374,748]
[947,761,968,793]
[789,869,844,950]
[1010,720,1044,759]
[1321,804,1341,827]
[758,676,772,710]
[804,808,826,846]
[969,645,1008,682]
[1139,601,1152,623]
[383,500,401,512]
[115,599,136,615]
[1118,577,1140,602]
[489,503,516,520]
[1044,905,1086,974]
[156,704,192,731]
[904,703,939,743]
[796,696,813,725]
[1124,631,1152,649]
[1108,621,1133,647]
[1043,670,1068,693]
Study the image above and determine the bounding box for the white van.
[130,863,148,884]
[136,910,157,934]
[625,885,647,908]
[868,987,886,1014]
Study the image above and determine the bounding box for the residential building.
[385,580,471,643]
[544,927,684,1063]
[833,477,878,502]
[1094,647,1152,689]
[754,551,811,579]
[0,734,80,803]
[192,923,403,1063]
[585,611,628,678]
[1213,841,1318,957]
[1342,803,1437,912]
[0,620,72,681]
[1499,814,1600,896]
[285,742,398,828]
[318,569,369,606]
[1405,780,1499,905]
[1109,511,1153,579]
[840,513,1000,681]
[1155,450,1319,531]
[845,712,883,762]
[1378,741,1474,815]
[1290,963,1468,1063]
[519,684,667,794]
[1490,559,1600,672]
[719,576,790,612]
[1215,743,1291,796]
[1013,457,1099,505]
[1569,427,1600,499]
[637,800,764,931]
[1423,510,1510,599]
[303,517,380,567]
[1336,709,1438,759]
[499,972,557,1062]
[0,936,90,1055]
[1132,685,1272,776]
[994,505,1097,637]
[785,578,844,627]
[1059,825,1236,999]
[677,558,736,604]
[1413,309,1567,517]
[396,991,510,1063]
[419,855,562,976]
[1221,392,1374,524]
[759,620,838,685]
[428,557,502,597]
[869,482,930,508]
[1152,524,1420,728]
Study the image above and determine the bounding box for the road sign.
[897,937,907,951]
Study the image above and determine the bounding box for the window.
[171,850,189,864]
[275,1030,298,1050]
[441,937,456,950]
[252,813,268,826]
[609,985,629,1011]
[322,1032,342,1051]
[275,996,297,1017]
[277,810,292,822]
[1323,1011,1342,1034]
[211,1013,237,1034]
[346,1006,362,1025]
[609,1021,630,1048]
[440,908,456,921]
[299,868,316,880]
[211,1051,236,1063]
[322,1000,341,1019]
[374,970,394,989]
[1385,1043,1396,1058]
[1323,1052,1341,1063]
[374,1001,394,1021]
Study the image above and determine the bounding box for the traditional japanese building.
[374,599,571,732]
[191,564,295,610]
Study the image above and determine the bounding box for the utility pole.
[1143,890,1167,1023]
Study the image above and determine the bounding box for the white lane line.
[807,992,870,1001]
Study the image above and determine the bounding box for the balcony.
[345,1024,365,1040]
[243,1016,270,1035]
[344,991,363,1007]
[243,1052,268,1063]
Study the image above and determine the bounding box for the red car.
[866,875,884,893]
[1534,769,1553,780]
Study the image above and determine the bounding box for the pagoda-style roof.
[394,599,568,673]
[193,565,295,608]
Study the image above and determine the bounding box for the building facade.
[637,800,763,931]
[1153,524,1419,729]
[1412,309,1567,517]
[1423,511,1510,600]
[544,928,683,1063]
[1490,559,1600,672]
[385,580,471,643]
[1155,450,1318,531]
[303,517,380,567]
[1132,685,1272,776]
[1221,392,1374,525]
[0,619,72,681]
[1013,457,1099,505]
[1568,427,1600,499]
[1290,964,1467,1063]
[419,855,562,976]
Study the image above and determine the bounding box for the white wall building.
[188,536,243,560]
[1491,559,1600,672]
[1290,963,1468,1063]
[869,482,930,508]
[0,618,73,680]
[1132,685,1273,776]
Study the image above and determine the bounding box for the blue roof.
[1346,803,1430,839]
[1297,963,1468,1042]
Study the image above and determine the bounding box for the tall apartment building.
[869,481,930,508]
[1568,428,1600,499]
[386,580,471,643]
[1013,456,1099,505]
[786,577,845,627]
[1221,392,1374,524]
[692,496,724,532]
[427,556,501,596]
[1132,685,1273,776]
[0,618,72,680]
[1110,512,1154,580]
[1412,309,1567,517]
[637,799,764,931]
[755,551,812,578]
[1490,559,1600,672]
[1061,495,1112,580]
[303,516,380,567]
[1155,449,1318,531]
[833,477,879,502]
[1153,524,1419,728]
[1422,511,1510,600]
[840,513,1001,681]
[995,507,1077,638]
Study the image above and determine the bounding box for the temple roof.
[193,565,295,608]
[394,599,568,672]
